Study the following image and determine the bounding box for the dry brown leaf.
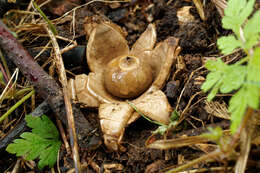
[177,6,195,24]
[204,100,230,119]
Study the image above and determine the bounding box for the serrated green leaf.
[202,59,246,100]
[246,48,260,109]
[246,85,259,109]
[201,71,221,92]
[238,0,255,29]
[202,59,225,100]
[6,138,32,156]
[248,48,260,82]
[20,133,49,161]
[230,103,247,134]
[203,0,260,138]
[244,11,260,50]
[25,115,59,139]
[220,65,246,93]
[224,0,246,17]
[207,82,221,101]
[202,59,226,95]
[229,87,248,134]
[229,84,259,134]
[223,0,255,34]
[38,141,61,169]
[217,35,241,55]
[6,115,61,169]
[205,59,226,71]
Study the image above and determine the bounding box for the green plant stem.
[4,87,33,99]
[14,87,33,98]
[32,1,57,35]
[0,90,35,123]
[165,150,222,173]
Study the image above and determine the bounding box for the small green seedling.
[201,0,260,133]
[152,110,179,135]
[6,115,61,169]
[201,127,223,145]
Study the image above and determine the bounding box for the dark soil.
[1,0,259,172]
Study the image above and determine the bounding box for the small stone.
[165,80,180,99]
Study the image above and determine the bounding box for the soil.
[0,0,259,172]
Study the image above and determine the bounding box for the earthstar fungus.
[68,20,180,151]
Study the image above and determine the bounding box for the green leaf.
[6,137,32,156]
[170,110,179,122]
[220,65,246,93]
[201,59,225,93]
[239,0,255,23]
[201,72,221,92]
[246,85,259,109]
[248,48,260,82]
[247,48,260,109]
[38,141,61,169]
[205,59,226,71]
[244,11,260,50]
[223,0,255,34]
[217,35,241,55]
[25,115,59,139]
[6,115,61,169]
[229,87,248,134]
[228,84,259,134]
[153,125,168,135]
[203,0,260,137]
[207,82,221,101]
[201,59,225,100]
[202,59,246,100]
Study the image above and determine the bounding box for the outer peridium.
[68,21,180,151]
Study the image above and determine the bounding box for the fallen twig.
[45,24,81,172]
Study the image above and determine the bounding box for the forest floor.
[0,0,260,172]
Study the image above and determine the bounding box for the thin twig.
[165,150,222,173]
[192,0,205,21]
[175,66,204,111]
[0,68,18,103]
[45,26,81,173]
[56,117,71,154]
